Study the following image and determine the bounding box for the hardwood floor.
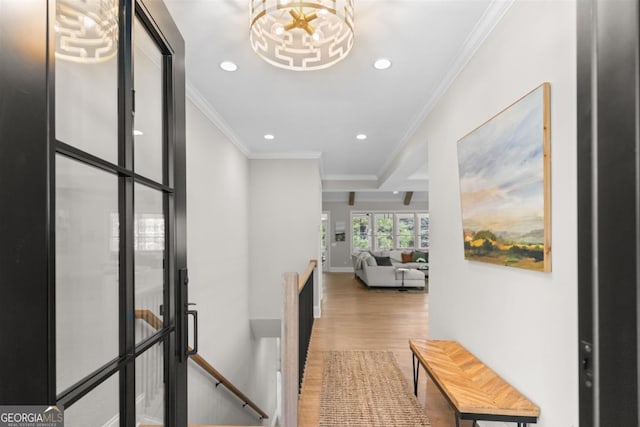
[298,272,474,427]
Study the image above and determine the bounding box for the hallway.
[298,272,472,427]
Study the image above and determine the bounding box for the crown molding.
[185,80,251,156]
[247,151,323,160]
[322,174,379,181]
[376,0,515,178]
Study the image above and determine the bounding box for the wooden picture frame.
[457,83,551,272]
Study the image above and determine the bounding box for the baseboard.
[314,305,321,318]
[270,370,281,426]
[329,267,353,273]
[270,408,279,426]
[103,412,119,427]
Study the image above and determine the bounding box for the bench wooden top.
[410,339,540,419]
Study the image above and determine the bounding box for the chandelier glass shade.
[249,0,354,71]
[55,0,119,64]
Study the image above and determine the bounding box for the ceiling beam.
[404,191,414,206]
[348,192,355,206]
[377,139,428,192]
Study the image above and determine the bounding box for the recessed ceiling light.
[133,130,143,136]
[356,134,367,140]
[373,58,392,70]
[264,134,275,140]
[393,190,399,195]
[220,61,238,72]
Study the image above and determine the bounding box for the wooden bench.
[410,339,540,427]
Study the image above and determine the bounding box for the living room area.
[322,196,430,289]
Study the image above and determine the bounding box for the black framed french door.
[0,1,187,426]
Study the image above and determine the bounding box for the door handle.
[186,303,198,356]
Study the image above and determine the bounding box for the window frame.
[350,210,429,253]
[351,213,372,251]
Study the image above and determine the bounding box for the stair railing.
[134,309,269,421]
[282,259,317,427]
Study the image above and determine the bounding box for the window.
[110,213,165,252]
[374,213,393,250]
[351,211,429,252]
[135,213,165,251]
[352,213,371,250]
[396,213,415,249]
[418,213,430,250]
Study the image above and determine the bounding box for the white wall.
[248,159,322,320]
[425,2,577,426]
[322,200,429,271]
[186,99,275,425]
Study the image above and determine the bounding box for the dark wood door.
[577,0,640,425]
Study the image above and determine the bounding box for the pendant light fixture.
[249,0,354,71]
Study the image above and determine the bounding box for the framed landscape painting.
[457,83,551,272]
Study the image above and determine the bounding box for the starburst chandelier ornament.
[249,0,354,71]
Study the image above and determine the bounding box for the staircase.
[135,310,270,425]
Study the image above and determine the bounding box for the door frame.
[577,0,640,425]
[322,211,330,272]
[136,2,188,425]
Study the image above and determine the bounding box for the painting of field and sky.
[457,83,550,272]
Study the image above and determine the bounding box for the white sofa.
[388,250,429,271]
[352,251,426,288]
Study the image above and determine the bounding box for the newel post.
[282,272,299,426]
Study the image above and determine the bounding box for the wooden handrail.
[134,309,163,330]
[298,259,318,293]
[134,309,269,420]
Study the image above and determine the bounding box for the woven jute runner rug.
[319,350,431,426]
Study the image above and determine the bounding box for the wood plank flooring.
[298,272,474,427]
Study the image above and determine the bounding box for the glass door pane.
[135,185,165,343]
[136,343,165,425]
[55,0,119,163]
[64,374,119,427]
[133,16,164,183]
[55,155,119,394]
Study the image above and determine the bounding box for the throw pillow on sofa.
[413,250,428,263]
[365,253,377,266]
[401,252,413,263]
[373,255,393,266]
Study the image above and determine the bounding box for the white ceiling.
[163,0,512,200]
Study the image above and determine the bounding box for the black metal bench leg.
[455,413,460,427]
[412,353,419,396]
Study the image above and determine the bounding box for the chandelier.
[249,0,354,71]
[55,0,119,64]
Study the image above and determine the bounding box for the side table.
[396,267,409,292]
